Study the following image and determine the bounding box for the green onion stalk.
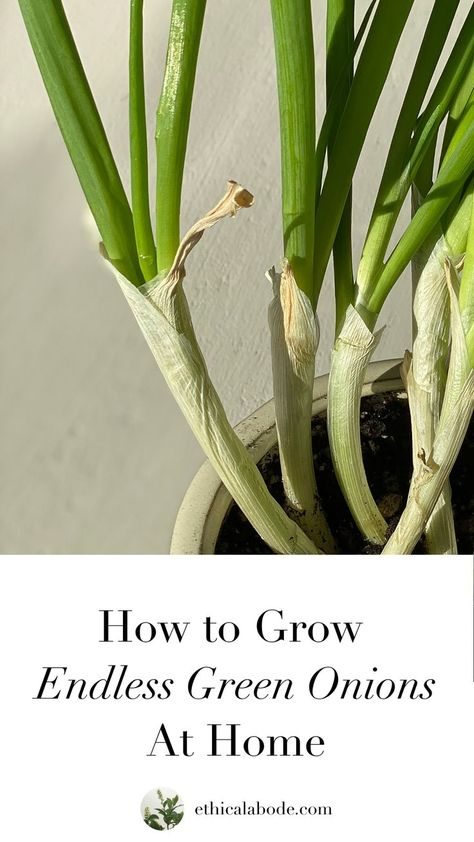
[269,0,335,551]
[317,0,418,545]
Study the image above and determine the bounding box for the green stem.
[130,0,157,281]
[156,0,207,277]
[326,0,355,336]
[270,0,316,304]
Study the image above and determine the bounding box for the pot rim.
[170,358,404,555]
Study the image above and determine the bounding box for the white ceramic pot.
[170,358,404,554]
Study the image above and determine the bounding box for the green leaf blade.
[155,0,207,277]
[130,0,157,281]
[19,0,143,285]
[326,0,355,332]
[271,0,316,304]
[414,7,474,198]
[313,0,415,300]
[363,115,474,318]
[358,0,464,297]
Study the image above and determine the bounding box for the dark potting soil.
[215,391,473,555]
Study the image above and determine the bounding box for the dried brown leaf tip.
[206,180,254,218]
[166,181,254,285]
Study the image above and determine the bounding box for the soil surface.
[215,392,473,555]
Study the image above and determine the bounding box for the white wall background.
[0,0,470,552]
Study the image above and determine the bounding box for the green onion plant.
[18,0,474,554]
